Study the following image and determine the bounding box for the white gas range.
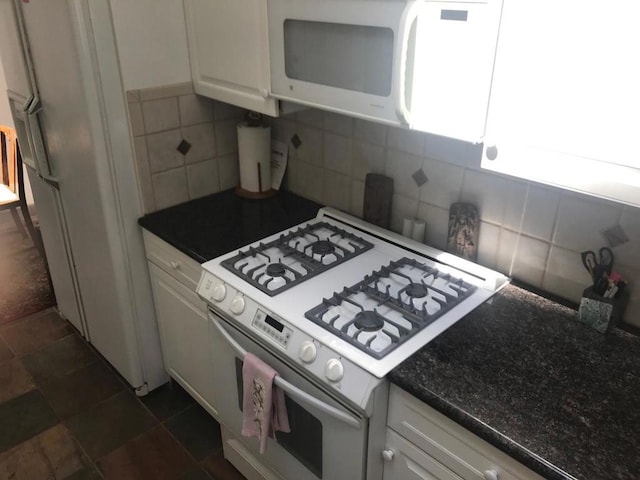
[197,207,509,480]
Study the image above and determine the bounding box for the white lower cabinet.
[384,385,544,480]
[143,231,217,418]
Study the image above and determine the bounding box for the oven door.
[209,310,368,480]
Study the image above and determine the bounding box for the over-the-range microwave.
[268,0,503,143]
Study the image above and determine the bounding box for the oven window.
[235,359,324,477]
[284,19,394,97]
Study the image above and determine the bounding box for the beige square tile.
[387,126,425,156]
[616,263,639,327]
[179,94,213,126]
[419,158,464,209]
[350,180,365,218]
[213,101,245,121]
[217,153,239,190]
[543,245,591,302]
[296,161,324,202]
[127,102,145,137]
[152,168,189,210]
[214,120,239,155]
[296,109,324,128]
[322,170,351,212]
[294,126,323,166]
[615,206,640,268]
[511,235,550,288]
[423,133,481,167]
[270,118,298,152]
[390,194,418,235]
[521,184,561,241]
[352,141,385,181]
[133,137,156,213]
[496,229,519,275]
[140,82,194,101]
[126,90,140,103]
[146,130,184,173]
[354,119,387,146]
[323,111,353,137]
[416,202,449,250]
[384,150,422,200]
[187,160,220,200]
[476,221,500,269]
[182,123,216,164]
[552,193,622,252]
[142,98,180,134]
[323,133,352,175]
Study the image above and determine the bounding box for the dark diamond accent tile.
[411,168,429,187]
[177,139,192,155]
[0,424,91,479]
[97,426,196,480]
[201,451,246,480]
[0,309,74,356]
[0,390,58,452]
[140,381,194,421]
[65,391,157,460]
[165,404,222,461]
[23,334,97,385]
[0,358,36,403]
[291,133,301,149]
[39,361,124,419]
[0,336,14,364]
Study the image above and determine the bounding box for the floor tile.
[0,358,35,403]
[0,424,91,480]
[165,404,222,461]
[63,466,104,480]
[22,334,97,384]
[0,309,73,356]
[140,381,194,421]
[97,426,196,480]
[0,390,59,452]
[0,336,13,364]
[201,451,246,480]
[180,467,213,479]
[65,391,158,460]
[38,361,124,419]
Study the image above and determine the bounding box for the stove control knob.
[211,283,226,302]
[325,358,344,382]
[229,295,246,315]
[299,341,317,364]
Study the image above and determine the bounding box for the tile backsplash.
[128,84,639,327]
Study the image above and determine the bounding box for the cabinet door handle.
[484,469,499,480]
[170,261,180,270]
[382,449,395,462]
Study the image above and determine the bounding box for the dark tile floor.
[0,308,247,480]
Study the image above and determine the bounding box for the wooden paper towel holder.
[234,186,278,199]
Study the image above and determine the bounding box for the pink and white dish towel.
[241,352,290,453]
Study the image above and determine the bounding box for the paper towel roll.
[411,220,426,243]
[238,123,271,193]
[402,218,413,237]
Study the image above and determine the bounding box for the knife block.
[577,286,630,333]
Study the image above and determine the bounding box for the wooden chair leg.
[9,207,28,239]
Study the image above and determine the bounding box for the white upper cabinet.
[482,0,640,207]
[183,0,278,116]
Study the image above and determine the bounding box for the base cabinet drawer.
[148,262,217,418]
[384,429,463,480]
[387,385,544,480]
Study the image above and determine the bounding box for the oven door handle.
[211,316,362,429]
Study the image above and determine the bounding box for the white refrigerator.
[0,0,166,394]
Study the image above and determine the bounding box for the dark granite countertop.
[389,284,640,480]
[138,189,322,263]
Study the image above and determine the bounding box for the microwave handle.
[395,0,421,126]
[211,314,362,429]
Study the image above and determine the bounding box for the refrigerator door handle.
[23,96,58,187]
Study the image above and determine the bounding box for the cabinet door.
[384,429,463,480]
[184,0,278,116]
[149,263,218,417]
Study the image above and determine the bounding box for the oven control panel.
[251,310,292,349]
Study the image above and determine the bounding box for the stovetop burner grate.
[304,257,477,359]
[221,222,373,296]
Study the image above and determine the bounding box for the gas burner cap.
[266,262,287,277]
[405,283,428,298]
[311,240,335,255]
[354,310,385,332]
